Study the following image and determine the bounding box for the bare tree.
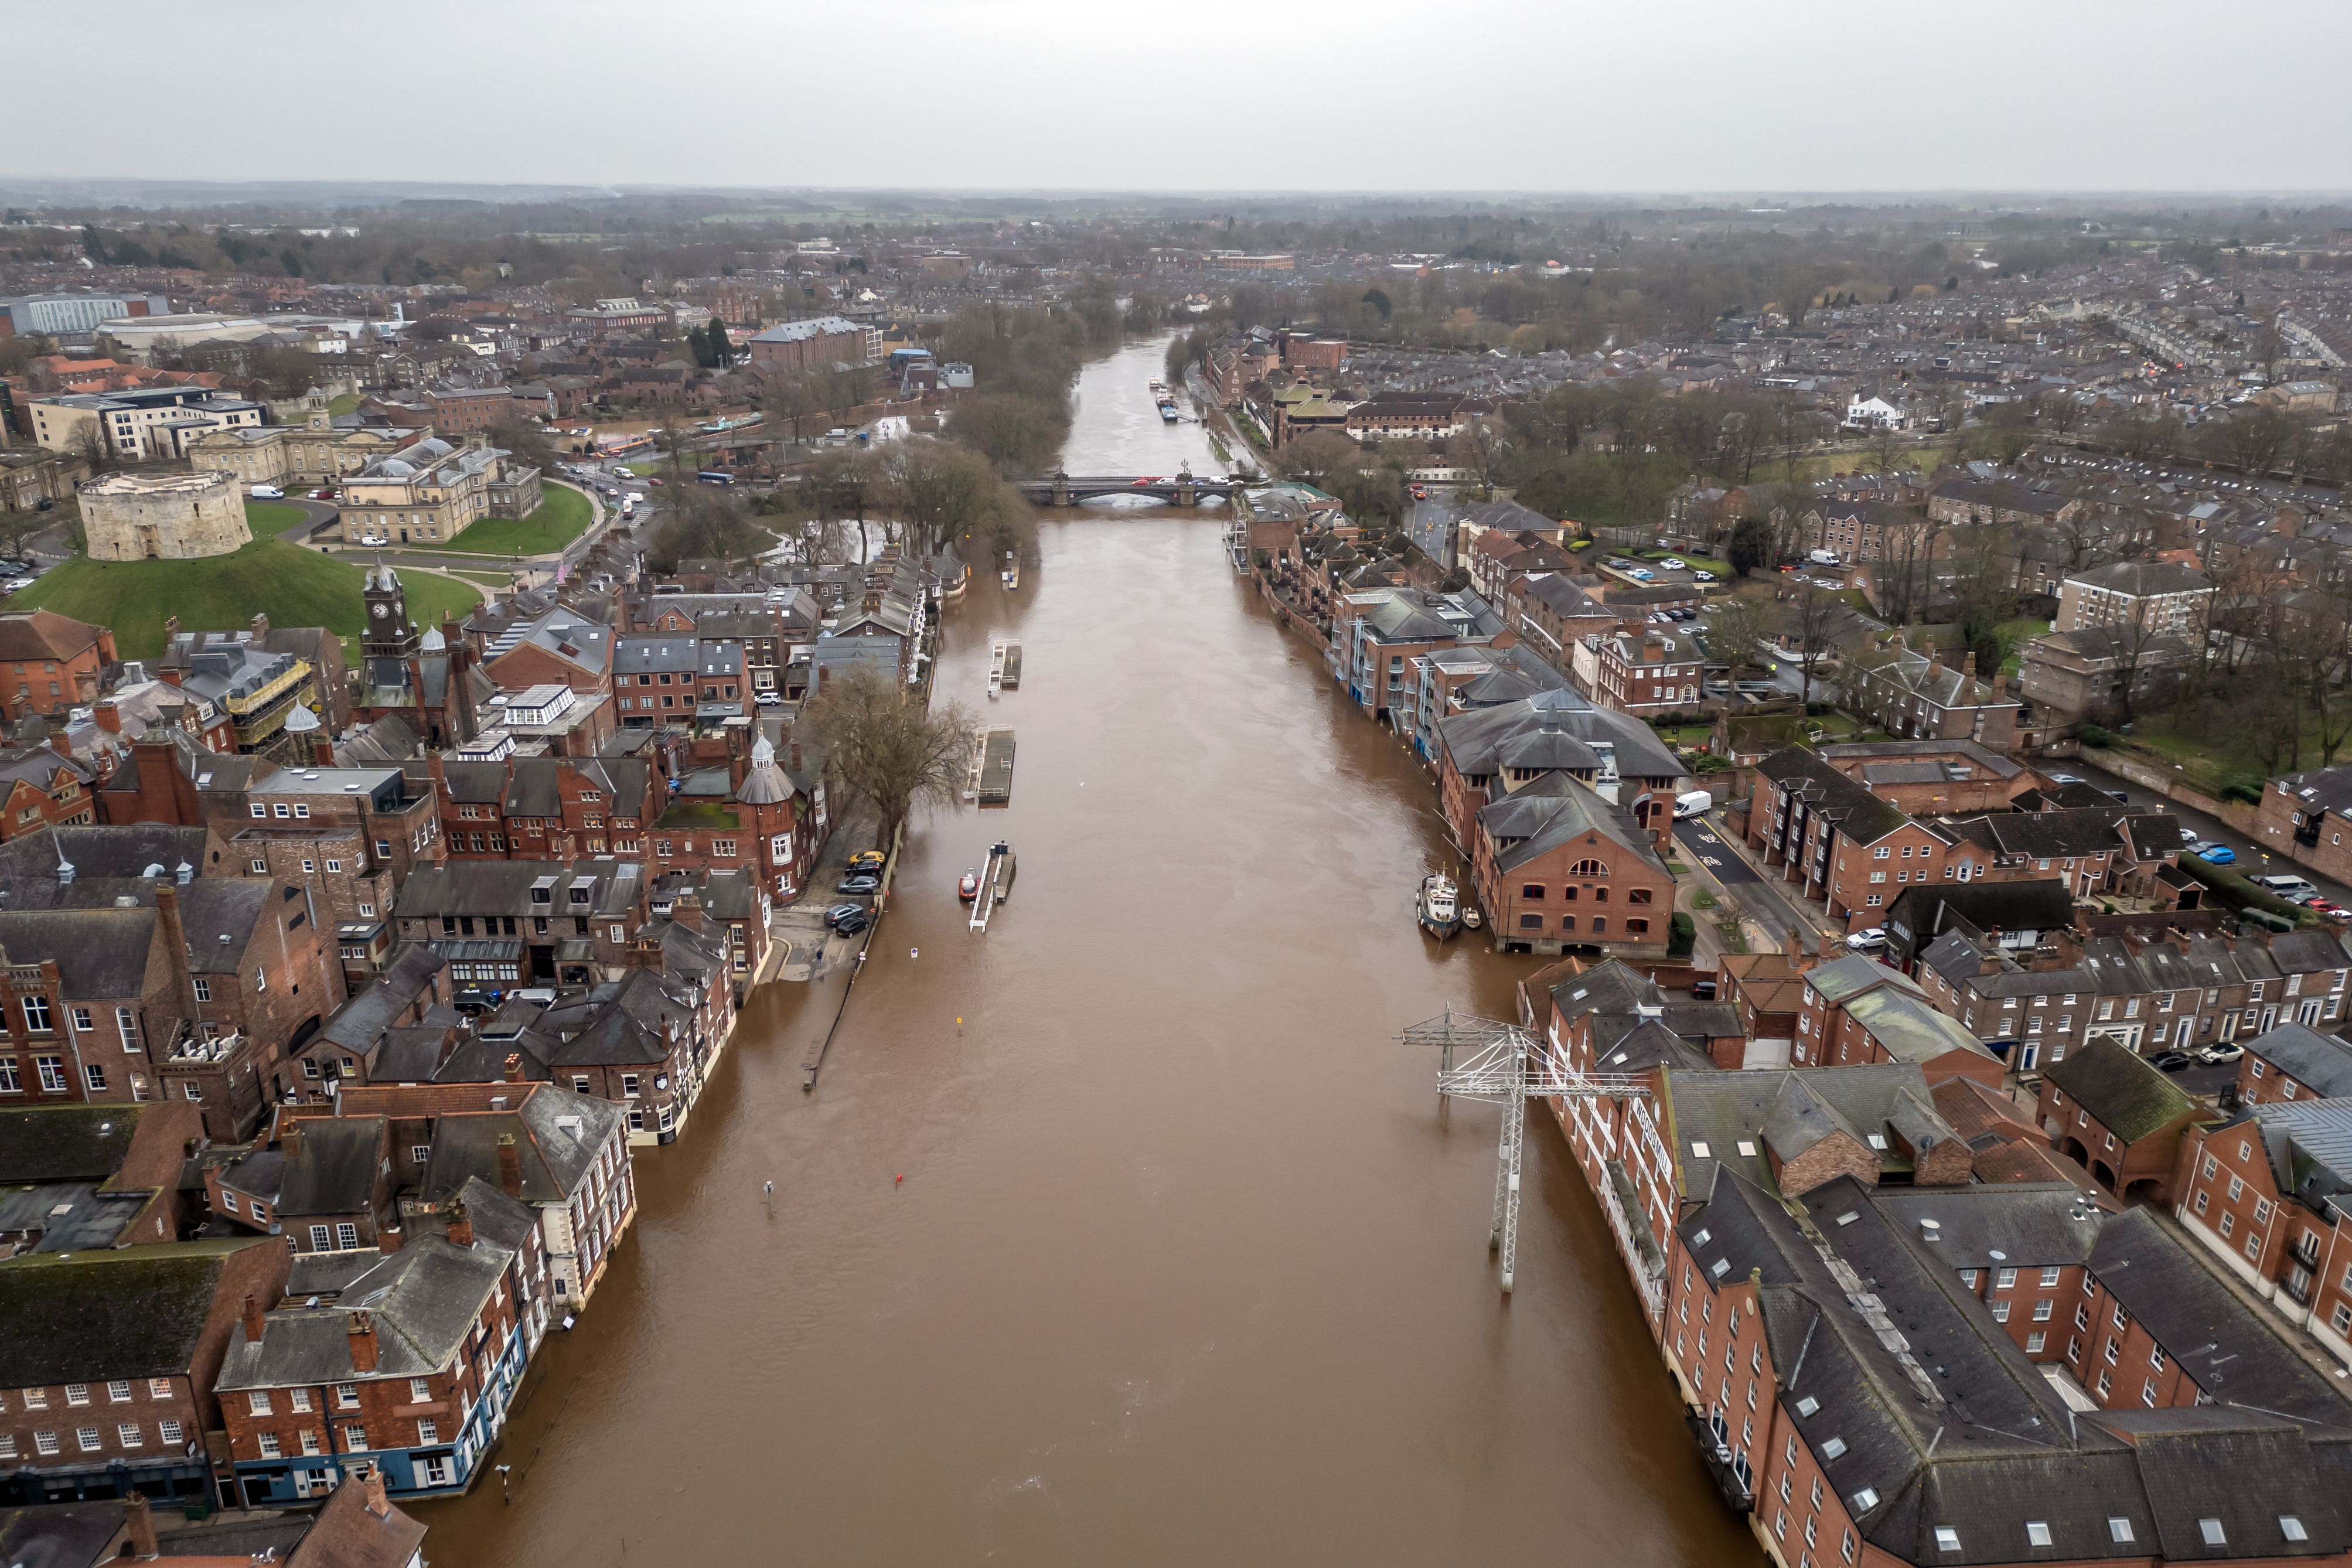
[803,670,981,851]
[1788,582,1860,706]
[1705,589,1781,680]
[1448,415,1509,500]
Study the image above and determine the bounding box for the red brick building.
[2035,1035,2213,1202]
[0,610,116,724]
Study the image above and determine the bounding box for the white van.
[2255,874,2319,899]
[1674,790,1714,819]
[1807,548,1840,566]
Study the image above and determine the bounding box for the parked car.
[2196,1042,2245,1065]
[837,874,881,895]
[2105,789,2129,802]
[1661,558,1688,571]
[823,903,864,930]
[2307,900,2350,921]
[847,850,886,873]
[2199,844,2237,865]
[2150,1051,2196,1073]
[2046,773,2084,786]
[1692,570,1716,582]
[250,485,284,499]
[1628,568,1656,581]
[2178,827,2199,844]
[357,533,390,547]
[754,690,783,706]
[1846,928,1887,952]
[830,910,870,936]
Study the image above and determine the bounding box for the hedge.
[2172,853,2309,924]
[1668,911,1696,957]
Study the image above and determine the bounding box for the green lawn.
[1642,548,1733,577]
[624,461,661,477]
[327,393,362,417]
[245,501,313,538]
[13,536,480,660]
[417,486,593,555]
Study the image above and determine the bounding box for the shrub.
[1805,701,1834,717]
[2221,781,2264,805]
[1668,911,1696,957]
[2078,723,2117,747]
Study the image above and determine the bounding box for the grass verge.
[417,486,592,555]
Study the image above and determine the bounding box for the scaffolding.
[1403,1009,1652,1294]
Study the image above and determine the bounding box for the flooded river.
[420,337,1757,1566]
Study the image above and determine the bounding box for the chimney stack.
[94,699,121,735]
[279,1118,300,1162]
[356,1459,391,1519]
[446,1199,473,1249]
[124,1491,158,1559]
[496,1133,523,1198]
[377,1225,401,1254]
[250,612,269,639]
[313,738,336,768]
[1962,649,1978,679]
[155,882,196,1014]
[502,1052,523,1085]
[241,1293,264,1345]
[346,1309,380,1373]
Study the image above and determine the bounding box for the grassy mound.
[14,533,480,660]
[244,501,315,538]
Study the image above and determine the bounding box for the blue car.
[2199,845,2237,865]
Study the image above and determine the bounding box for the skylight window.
[1690,1141,1711,1158]
[1821,1436,1846,1459]
[1737,1140,1757,1157]
[1850,1488,1879,1514]
[1934,1526,1961,1553]
[2108,1519,2133,1544]
[2282,1518,2307,1543]
[2199,1521,2226,1547]
[1835,1211,1860,1226]
[2026,1522,2051,1547]
[1690,1229,1712,1247]
[1866,1133,1889,1150]
[1709,1259,1730,1279]
[1795,1396,1819,1417]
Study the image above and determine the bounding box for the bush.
[2173,852,2307,923]
[1668,911,1696,958]
[1805,701,1834,717]
[2078,723,2117,747]
[2221,781,2264,805]
[1692,752,1732,775]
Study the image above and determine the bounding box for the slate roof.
[1437,689,1683,782]
[2043,1037,2198,1143]
[2067,560,2213,597]
[216,1233,512,1390]
[1659,1064,1956,1198]
[1757,748,1908,847]
[0,1238,274,1385]
[1478,772,1668,875]
[2246,1022,2352,1097]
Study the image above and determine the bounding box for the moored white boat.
[1419,873,1463,940]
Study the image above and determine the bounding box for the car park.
[2309,901,2350,920]
[2150,1050,2195,1073]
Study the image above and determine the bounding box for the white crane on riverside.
[1403,1010,1651,1294]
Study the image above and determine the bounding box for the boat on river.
[959,869,981,902]
[1419,874,1463,939]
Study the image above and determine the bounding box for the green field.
[13,534,480,661]
[244,501,313,538]
[327,393,362,417]
[419,486,593,555]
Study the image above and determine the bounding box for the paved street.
[2047,755,2352,909]
[1405,493,1458,569]
[1674,812,1846,951]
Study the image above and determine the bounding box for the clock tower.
[362,562,419,684]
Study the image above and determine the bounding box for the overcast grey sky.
[13,0,2350,194]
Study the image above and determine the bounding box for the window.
[2026,1331,2046,1353]
[117,1422,142,1447]
[309,1224,332,1250]
[417,1419,439,1444]
[148,1379,171,1399]
[221,1191,240,1215]
[2200,1520,2226,1548]
[1934,1526,1961,1553]
[2040,1266,2061,1287]
[290,1389,312,1412]
[193,979,212,1003]
[33,1431,57,1455]
[117,1008,140,1051]
[248,1391,272,1416]
[2284,1517,2309,1543]
[76,1426,101,1452]
[64,1383,89,1406]
[158,1419,182,1444]
[83,1063,105,1092]
[257,1431,282,1458]
[336,1223,359,1250]
[300,1428,322,1455]
[2026,1522,2051,1548]
[21,996,50,1032]
[343,1424,367,1451]
[2031,1300,2052,1321]
[335,1384,359,1408]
